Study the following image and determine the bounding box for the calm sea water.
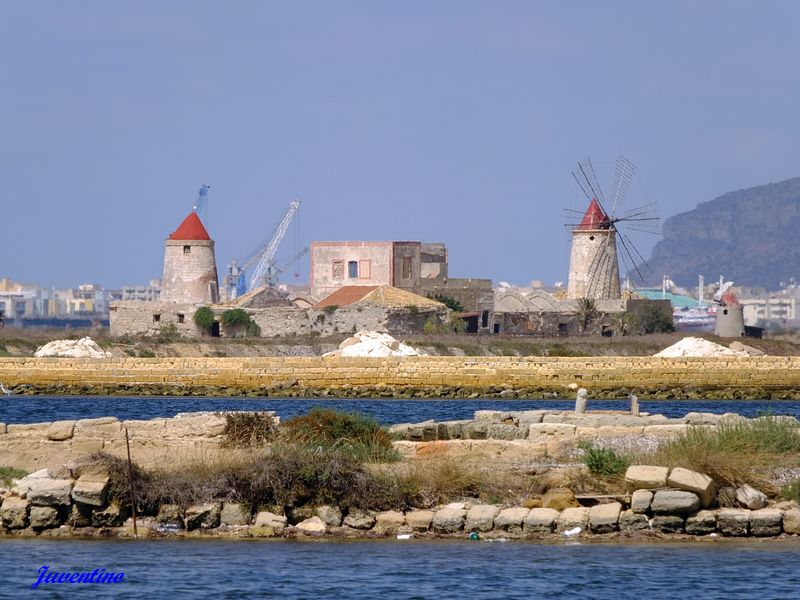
[0,539,798,599]
[1,396,799,424]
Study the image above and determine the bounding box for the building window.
[348,260,358,278]
[183,245,191,254]
[153,314,161,322]
[332,260,344,281]
[402,256,412,279]
[359,260,371,279]
[177,313,185,323]
[481,310,489,328]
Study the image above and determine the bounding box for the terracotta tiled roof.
[169,212,211,241]
[314,286,379,309]
[577,198,609,230]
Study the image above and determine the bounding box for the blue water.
[1,396,799,425]
[0,539,798,599]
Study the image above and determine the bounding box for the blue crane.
[192,184,211,220]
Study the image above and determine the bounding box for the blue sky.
[3,1,798,289]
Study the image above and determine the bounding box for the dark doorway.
[211,322,221,337]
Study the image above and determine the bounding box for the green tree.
[634,304,676,334]
[221,309,251,327]
[610,312,633,336]
[576,298,598,333]
[428,294,464,312]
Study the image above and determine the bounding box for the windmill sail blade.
[572,171,593,202]
[585,157,606,206]
[609,155,636,218]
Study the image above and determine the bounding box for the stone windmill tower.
[566,156,659,300]
[161,211,220,304]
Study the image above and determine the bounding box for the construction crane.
[226,199,303,298]
[192,184,211,220]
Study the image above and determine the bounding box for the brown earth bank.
[3,328,800,358]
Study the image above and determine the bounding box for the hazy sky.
[3,1,799,289]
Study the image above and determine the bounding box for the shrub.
[193,307,215,333]
[448,313,466,334]
[322,305,339,315]
[428,294,464,312]
[579,442,630,476]
[138,348,156,358]
[781,480,800,503]
[246,321,262,337]
[221,309,251,328]
[281,408,399,462]
[633,303,675,334]
[156,322,179,343]
[222,412,278,448]
[423,317,441,334]
[406,304,419,315]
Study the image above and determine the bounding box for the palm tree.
[576,298,598,333]
[610,311,633,337]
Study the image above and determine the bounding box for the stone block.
[71,476,108,507]
[465,504,499,532]
[92,502,129,528]
[30,506,61,530]
[619,510,649,532]
[343,508,376,530]
[47,420,76,441]
[409,421,439,442]
[315,505,343,527]
[557,507,589,532]
[541,488,579,510]
[27,478,73,507]
[685,510,717,535]
[717,508,750,536]
[1,496,30,529]
[783,508,800,535]
[432,508,466,533]
[528,423,576,438]
[650,491,701,515]
[220,503,251,526]
[651,515,684,533]
[667,467,716,507]
[487,423,520,440]
[156,504,183,524]
[374,511,405,533]
[254,511,287,533]
[494,507,530,531]
[631,490,653,514]
[184,503,221,531]
[406,510,434,532]
[524,508,559,533]
[589,502,622,534]
[750,508,782,537]
[463,422,488,440]
[735,485,768,510]
[295,516,326,534]
[624,465,669,492]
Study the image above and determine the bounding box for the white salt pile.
[654,337,748,358]
[324,330,424,358]
[34,337,112,358]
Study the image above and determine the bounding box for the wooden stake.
[124,427,138,538]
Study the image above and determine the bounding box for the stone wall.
[3,355,800,398]
[109,301,203,338]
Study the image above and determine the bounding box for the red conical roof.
[577,198,609,230]
[169,212,211,241]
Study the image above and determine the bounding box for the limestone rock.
[524,508,559,533]
[667,467,716,507]
[406,510,434,532]
[156,504,183,525]
[782,509,800,534]
[557,507,589,532]
[650,490,701,515]
[631,490,653,514]
[487,423,520,440]
[624,465,669,492]
[71,476,109,507]
[184,503,221,531]
[315,505,343,528]
[685,510,717,535]
[254,511,287,533]
[27,478,74,507]
[13,469,53,497]
[433,508,466,533]
[717,508,750,536]
[541,488,579,510]
[374,511,405,533]
[92,502,129,528]
[1,496,30,529]
[66,503,92,528]
[295,516,326,534]
[589,502,622,534]
[619,510,649,532]
[735,485,768,510]
[30,506,61,530]
[494,507,530,532]
[343,508,376,530]
[465,504,499,532]
[220,503,250,526]
[47,420,76,441]
[651,515,684,533]
[750,508,782,536]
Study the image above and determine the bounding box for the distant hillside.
[645,177,800,290]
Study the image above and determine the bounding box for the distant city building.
[121,279,162,302]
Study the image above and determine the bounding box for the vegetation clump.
[427,294,464,312]
[0,465,27,486]
[222,412,278,448]
[193,306,216,334]
[579,442,630,476]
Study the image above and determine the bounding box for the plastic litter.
[562,527,581,538]
[396,534,413,540]
[469,531,480,541]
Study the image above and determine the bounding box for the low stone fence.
[3,464,798,540]
[0,412,277,471]
[3,355,800,398]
